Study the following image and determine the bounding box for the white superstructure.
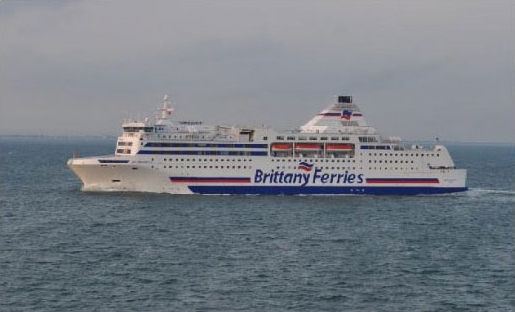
[67,95,467,195]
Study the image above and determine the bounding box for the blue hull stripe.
[187,185,468,195]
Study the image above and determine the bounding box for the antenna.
[159,94,174,120]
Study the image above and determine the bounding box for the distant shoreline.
[0,134,117,139]
[0,134,513,146]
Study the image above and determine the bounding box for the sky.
[1,1,514,143]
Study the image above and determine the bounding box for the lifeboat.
[326,143,354,151]
[271,143,293,151]
[295,143,323,151]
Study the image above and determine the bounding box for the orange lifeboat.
[326,143,354,151]
[271,143,293,151]
[295,143,323,151]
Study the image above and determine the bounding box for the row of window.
[358,136,379,143]
[275,136,351,141]
[157,165,423,172]
[158,158,252,162]
[145,142,267,149]
[139,150,267,156]
[138,151,438,159]
[123,127,154,133]
[157,134,211,140]
[270,166,422,171]
[362,152,440,157]
[116,149,131,154]
[275,166,357,170]
[161,165,250,169]
[369,160,414,164]
[271,158,357,163]
[367,167,419,171]
[361,145,391,150]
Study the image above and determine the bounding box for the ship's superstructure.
[67,95,467,195]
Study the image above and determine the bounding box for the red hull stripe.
[366,178,439,184]
[170,177,251,183]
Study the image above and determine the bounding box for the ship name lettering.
[253,167,364,186]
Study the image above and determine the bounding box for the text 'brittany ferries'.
[254,162,364,187]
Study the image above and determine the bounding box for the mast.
[159,95,174,120]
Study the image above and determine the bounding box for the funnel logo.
[341,109,352,120]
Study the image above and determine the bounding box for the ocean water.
[1,136,513,311]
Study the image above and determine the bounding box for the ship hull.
[68,157,467,195]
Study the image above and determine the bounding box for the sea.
[1,136,514,312]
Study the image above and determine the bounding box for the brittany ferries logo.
[298,162,314,172]
[254,162,364,187]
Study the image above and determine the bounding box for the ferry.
[67,95,468,195]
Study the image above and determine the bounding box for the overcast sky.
[1,1,513,143]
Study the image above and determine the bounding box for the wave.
[466,188,515,205]
[467,188,515,196]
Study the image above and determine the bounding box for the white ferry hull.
[68,158,467,195]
